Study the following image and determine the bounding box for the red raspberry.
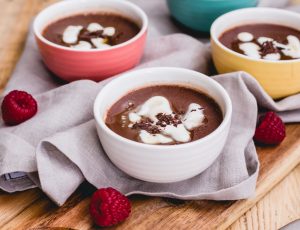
[1,90,38,126]
[254,111,286,145]
[89,187,131,227]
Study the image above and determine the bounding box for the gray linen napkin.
[0,0,299,205]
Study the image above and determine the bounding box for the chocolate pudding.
[105,85,223,145]
[43,13,140,49]
[219,24,300,61]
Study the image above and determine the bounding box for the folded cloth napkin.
[1,0,300,206]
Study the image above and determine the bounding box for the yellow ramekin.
[211,8,300,99]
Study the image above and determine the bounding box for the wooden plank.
[0,0,58,93]
[0,0,300,229]
[0,184,93,230]
[0,190,41,229]
[230,165,300,230]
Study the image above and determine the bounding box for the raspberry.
[1,90,38,126]
[89,187,131,227]
[254,111,286,145]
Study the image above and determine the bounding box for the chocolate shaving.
[131,112,184,134]
[125,102,135,110]
[78,29,103,42]
[132,118,160,134]
[260,41,279,56]
[156,113,182,128]
[76,28,117,46]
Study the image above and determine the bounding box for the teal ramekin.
[167,0,258,32]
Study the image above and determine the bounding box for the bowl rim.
[93,67,232,150]
[33,0,148,52]
[211,7,300,64]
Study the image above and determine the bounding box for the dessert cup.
[211,8,300,99]
[167,0,257,32]
[94,67,232,183]
[33,0,148,81]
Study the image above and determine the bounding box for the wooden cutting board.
[1,0,300,229]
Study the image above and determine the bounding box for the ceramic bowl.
[94,67,232,183]
[211,8,300,99]
[167,0,257,33]
[33,0,148,82]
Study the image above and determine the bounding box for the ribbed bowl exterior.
[211,8,300,99]
[211,38,300,99]
[33,0,148,82]
[96,120,230,183]
[167,0,257,32]
[94,67,232,183]
[35,32,147,82]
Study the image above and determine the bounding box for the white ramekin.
[94,67,232,183]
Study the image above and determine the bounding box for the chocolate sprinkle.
[125,102,135,111]
[260,41,279,56]
[156,113,182,128]
[131,112,184,134]
[78,29,103,42]
[132,118,161,134]
[69,27,120,47]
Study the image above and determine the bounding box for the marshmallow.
[103,27,116,36]
[62,25,83,44]
[87,22,103,32]
[91,38,111,49]
[273,41,289,50]
[182,103,205,130]
[238,35,300,60]
[163,124,191,143]
[128,96,205,144]
[139,130,173,144]
[71,41,92,50]
[281,35,300,58]
[263,53,281,61]
[257,37,274,45]
[128,112,141,123]
[239,42,261,59]
[135,96,173,122]
[237,32,254,42]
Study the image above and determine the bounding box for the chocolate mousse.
[105,85,223,145]
[43,13,140,49]
[219,24,300,60]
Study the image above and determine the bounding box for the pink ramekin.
[33,0,148,82]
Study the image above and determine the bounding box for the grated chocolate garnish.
[131,112,185,134]
[76,28,118,46]
[125,102,135,110]
[78,29,103,42]
[132,118,160,134]
[260,41,279,56]
[156,113,182,128]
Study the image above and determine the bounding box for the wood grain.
[0,0,300,229]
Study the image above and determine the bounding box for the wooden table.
[1,0,300,229]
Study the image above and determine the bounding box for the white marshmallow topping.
[128,96,205,145]
[62,25,83,44]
